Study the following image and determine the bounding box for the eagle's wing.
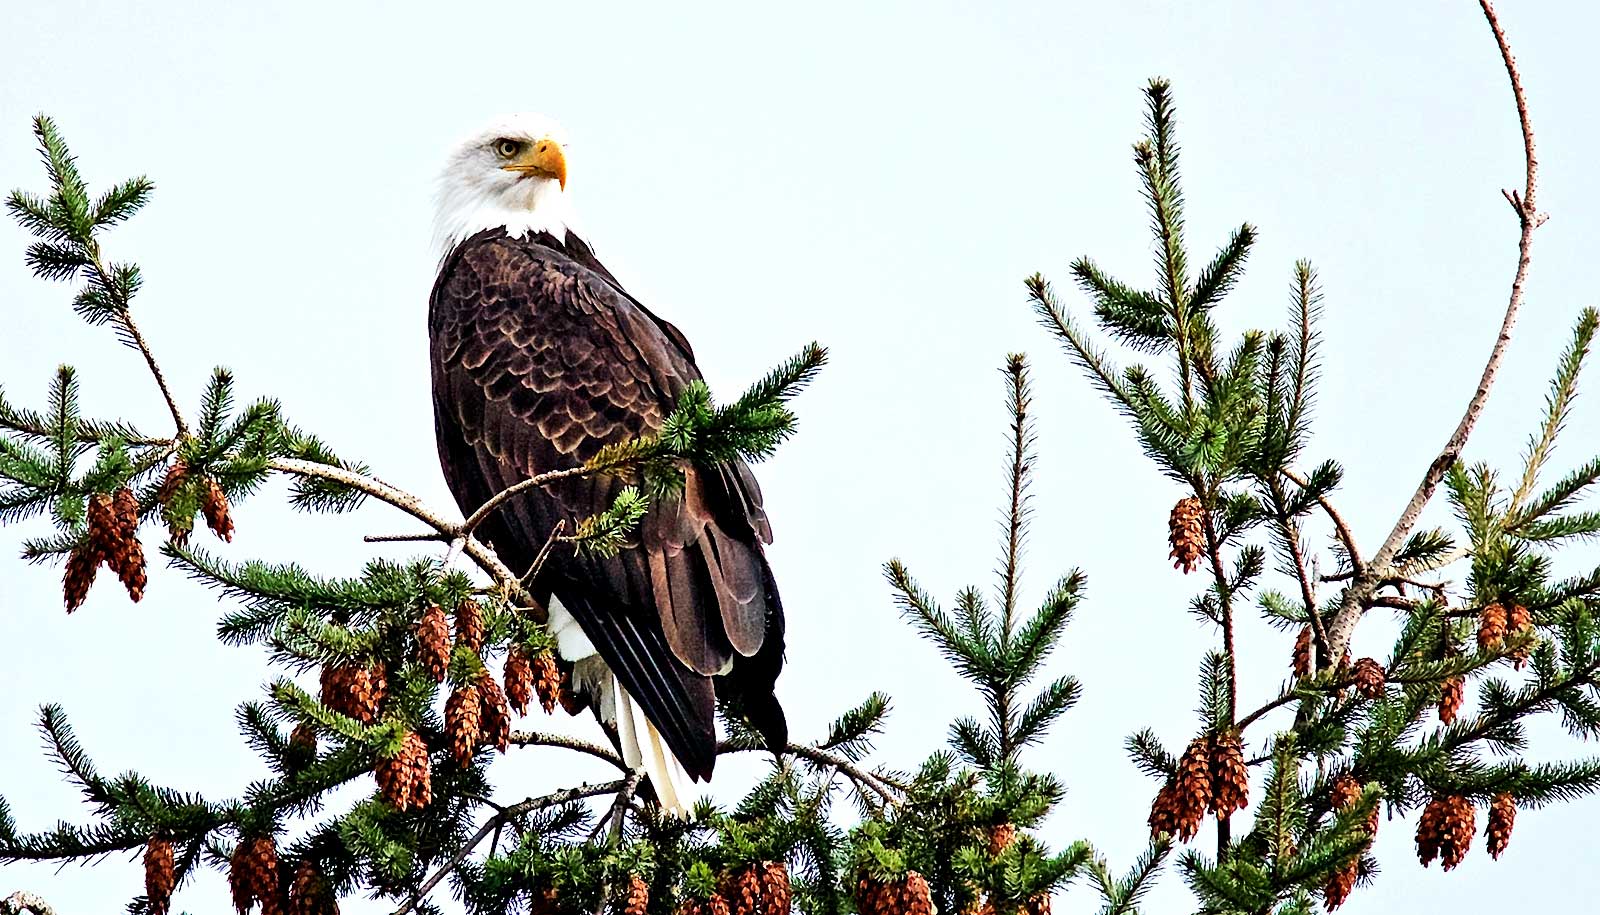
[428,230,783,780]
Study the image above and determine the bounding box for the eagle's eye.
[493,138,524,159]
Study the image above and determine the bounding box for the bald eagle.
[428,114,787,810]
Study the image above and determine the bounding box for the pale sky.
[4,2,1599,913]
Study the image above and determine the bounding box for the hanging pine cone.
[1438,675,1465,724]
[156,460,188,504]
[1170,737,1213,840]
[1292,625,1313,679]
[455,598,484,654]
[287,860,338,915]
[1168,496,1205,574]
[897,871,934,915]
[111,487,147,601]
[1486,792,1516,859]
[446,683,483,766]
[988,822,1016,856]
[1148,779,1182,840]
[1417,795,1475,870]
[1506,603,1532,667]
[722,866,761,915]
[1350,657,1386,700]
[1208,731,1249,815]
[621,873,650,915]
[376,730,432,811]
[533,651,564,714]
[145,835,176,915]
[676,897,731,915]
[1323,860,1358,911]
[504,644,534,715]
[320,662,385,724]
[62,543,98,613]
[290,722,317,759]
[477,669,512,753]
[229,835,281,915]
[414,604,451,683]
[759,862,791,915]
[1477,603,1508,653]
[87,492,119,560]
[157,460,192,543]
[1022,893,1051,915]
[201,476,235,542]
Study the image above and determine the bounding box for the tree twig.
[390,779,626,915]
[719,740,904,807]
[1325,0,1543,659]
[510,730,626,770]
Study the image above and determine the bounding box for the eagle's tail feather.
[613,673,694,815]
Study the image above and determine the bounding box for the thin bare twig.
[1281,468,1364,581]
[510,730,625,770]
[82,240,190,439]
[719,739,904,807]
[1325,0,1543,657]
[390,779,626,915]
[461,467,591,537]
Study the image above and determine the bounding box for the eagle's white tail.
[550,596,696,815]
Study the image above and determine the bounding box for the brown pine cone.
[157,461,192,543]
[1208,731,1249,815]
[477,669,512,753]
[988,822,1016,856]
[1507,604,1533,667]
[87,492,119,564]
[1417,795,1475,870]
[1148,780,1182,840]
[63,543,98,613]
[201,476,235,542]
[1292,626,1313,679]
[290,722,317,758]
[503,645,533,716]
[677,897,731,915]
[620,874,649,915]
[1486,792,1516,860]
[376,730,432,811]
[1477,603,1508,653]
[1323,860,1358,910]
[229,835,281,915]
[446,683,483,767]
[533,651,564,714]
[759,861,791,915]
[454,598,484,654]
[1023,892,1051,915]
[722,866,761,915]
[320,663,384,724]
[899,871,934,915]
[1350,658,1386,700]
[287,860,339,915]
[1438,675,1465,724]
[1171,737,1213,840]
[414,604,451,684]
[111,487,147,601]
[145,835,176,915]
[1168,496,1205,574]
[156,460,188,504]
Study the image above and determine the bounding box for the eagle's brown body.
[428,227,786,780]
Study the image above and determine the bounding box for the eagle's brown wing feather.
[428,229,785,779]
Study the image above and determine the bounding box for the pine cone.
[1168,496,1206,574]
[1438,675,1465,724]
[988,822,1016,856]
[1351,657,1386,700]
[111,487,147,601]
[1417,795,1475,870]
[1323,860,1358,911]
[376,730,432,811]
[87,492,119,563]
[446,683,483,766]
[229,835,281,915]
[414,604,451,683]
[477,669,512,753]
[621,874,649,915]
[1208,731,1249,815]
[320,663,385,724]
[1507,603,1533,667]
[722,866,761,915]
[156,460,188,504]
[454,598,484,654]
[1477,603,1508,653]
[677,897,731,915]
[1023,893,1051,915]
[145,835,176,915]
[899,871,934,915]
[202,476,235,542]
[63,543,98,613]
[1148,780,1182,840]
[290,722,317,759]
[759,861,791,915]
[287,860,339,915]
[503,645,534,715]
[1171,737,1213,840]
[533,651,564,714]
[157,461,192,543]
[1486,792,1516,860]
[1292,625,1313,679]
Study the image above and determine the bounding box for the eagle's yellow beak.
[502,138,567,190]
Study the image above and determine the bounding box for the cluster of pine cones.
[672,862,790,915]
[855,870,933,915]
[1167,496,1206,574]
[1414,792,1517,872]
[1322,775,1379,909]
[63,488,144,611]
[1148,731,1249,841]
[149,832,339,915]
[1477,601,1533,666]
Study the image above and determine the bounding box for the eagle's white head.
[433,113,576,258]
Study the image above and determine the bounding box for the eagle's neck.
[432,177,579,262]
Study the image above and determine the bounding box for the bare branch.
[509,729,625,770]
[719,739,904,808]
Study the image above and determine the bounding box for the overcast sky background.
[4,1,1600,912]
